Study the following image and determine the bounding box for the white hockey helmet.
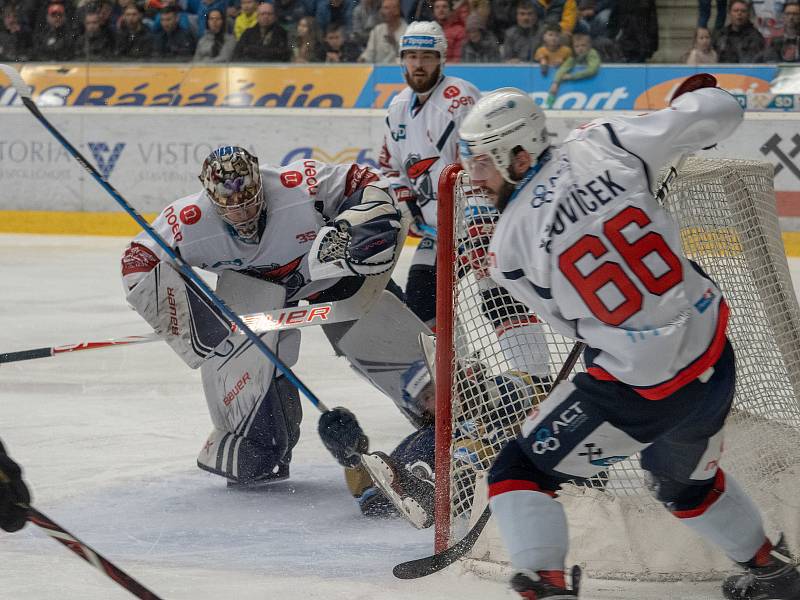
[199,146,264,241]
[400,20,448,66]
[458,88,549,184]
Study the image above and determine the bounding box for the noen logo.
[280,171,303,188]
[88,142,126,179]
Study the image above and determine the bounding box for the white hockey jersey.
[121,160,383,303]
[379,75,480,227]
[488,88,744,400]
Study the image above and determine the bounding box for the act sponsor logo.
[443,85,461,99]
[280,171,303,188]
[88,142,125,179]
[179,204,202,225]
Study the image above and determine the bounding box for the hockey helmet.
[400,360,435,427]
[199,146,264,241]
[400,21,447,66]
[458,88,550,184]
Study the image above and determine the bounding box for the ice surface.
[2,234,798,600]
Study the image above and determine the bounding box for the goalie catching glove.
[310,187,402,278]
[318,407,369,468]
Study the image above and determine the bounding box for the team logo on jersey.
[694,288,716,313]
[443,85,461,99]
[404,154,438,207]
[244,256,306,299]
[179,205,202,225]
[280,171,303,188]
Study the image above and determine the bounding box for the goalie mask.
[458,88,550,185]
[199,146,264,241]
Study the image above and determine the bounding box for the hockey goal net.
[434,158,800,580]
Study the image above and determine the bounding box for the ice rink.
[2,233,799,600]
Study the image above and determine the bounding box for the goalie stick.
[0,274,395,365]
[392,340,585,580]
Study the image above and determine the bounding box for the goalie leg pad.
[126,261,233,368]
[197,375,302,484]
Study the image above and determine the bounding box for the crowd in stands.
[0,0,795,64]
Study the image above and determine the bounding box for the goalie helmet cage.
[434,159,800,581]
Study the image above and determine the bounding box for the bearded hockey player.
[380,20,552,380]
[457,79,800,599]
[121,146,421,486]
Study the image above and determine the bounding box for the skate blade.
[361,453,430,529]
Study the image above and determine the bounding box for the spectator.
[715,0,765,62]
[547,30,600,105]
[401,0,433,22]
[503,0,543,62]
[454,0,490,25]
[0,5,32,61]
[111,0,136,31]
[234,0,257,39]
[194,0,228,37]
[33,2,75,61]
[432,0,465,62]
[292,14,324,61]
[685,26,718,63]
[155,4,196,59]
[272,0,305,31]
[577,0,612,38]
[359,0,407,63]
[150,0,196,36]
[351,0,381,48]
[607,0,658,63]
[460,11,500,61]
[488,0,518,42]
[309,0,355,34]
[536,0,577,34]
[763,1,800,62]
[698,0,727,31]
[323,22,360,61]
[194,7,235,60]
[534,21,571,75]
[75,10,115,59]
[233,0,291,61]
[115,3,156,59]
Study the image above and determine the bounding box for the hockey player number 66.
[558,206,683,326]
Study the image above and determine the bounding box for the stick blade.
[0,63,31,98]
[392,506,491,579]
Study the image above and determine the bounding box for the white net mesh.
[440,158,800,580]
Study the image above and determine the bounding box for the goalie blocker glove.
[0,439,30,532]
[318,407,369,468]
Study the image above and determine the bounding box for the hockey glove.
[335,197,402,276]
[318,407,369,468]
[0,440,30,532]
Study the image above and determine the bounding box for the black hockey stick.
[393,341,585,580]
[0,64,330,413]
[26,506,164,599]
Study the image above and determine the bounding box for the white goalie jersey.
[489,87,744,399]
[121,160,383,303]
[379,75,480,227]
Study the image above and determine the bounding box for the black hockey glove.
[0,440,30,532]
[318,407,369,468]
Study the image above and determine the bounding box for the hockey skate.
[510,566,582,599]
[360,451,434,529]
[722,535,800,600]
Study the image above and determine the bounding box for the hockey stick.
[2,64,328,413]
[25,507,164,599]
[0,277,393,365]
[393,341,585,579]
